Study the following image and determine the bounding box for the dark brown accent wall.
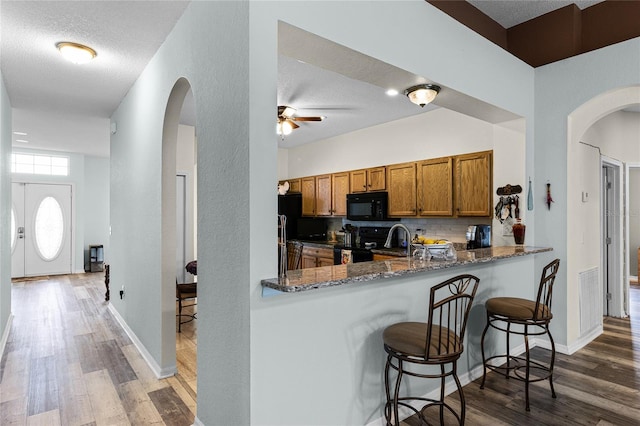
[507,5,582,67]
[582,1,640,53]
[427,0,640,67]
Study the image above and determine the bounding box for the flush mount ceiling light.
[56,41,97,64]
[404,84,441,107]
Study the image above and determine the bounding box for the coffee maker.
[466,225,491,249]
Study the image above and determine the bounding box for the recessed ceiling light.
[386,89,399,96]
[56,41,97,64]
[15,139,29,143]
[13,131,27,136]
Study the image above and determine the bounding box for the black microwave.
[346,192,389,221]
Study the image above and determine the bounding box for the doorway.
[601,158,625,317]
[11,182,72,278]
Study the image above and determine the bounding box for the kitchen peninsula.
[262,245,552,293]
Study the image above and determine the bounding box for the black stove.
[333,226,398,265]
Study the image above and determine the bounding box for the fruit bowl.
[411,241,455,260]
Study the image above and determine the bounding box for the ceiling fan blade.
[288,120,299,129]
[293,116,324,122]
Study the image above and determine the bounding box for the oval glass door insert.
[34,196,65,261]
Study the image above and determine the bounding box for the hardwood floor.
[2,274,638,425]
[0,273,196,425]
[403,283,640,425]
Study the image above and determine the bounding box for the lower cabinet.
[301,246,334,268]
[372,254,399,261]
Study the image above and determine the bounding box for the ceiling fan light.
[405,84,440,107]
[56,41,97,64]
[281,106,296,118]
[277,120,293,136]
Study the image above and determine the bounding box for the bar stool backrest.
[425,274,480,360]
[534,259,561,321]
[287,241,303,270]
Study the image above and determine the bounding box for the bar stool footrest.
[485,354,553,383]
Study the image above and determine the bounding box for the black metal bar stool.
[383,274,480,425]
[480,258,560,411]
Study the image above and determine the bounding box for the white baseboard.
[107,304,177,379]
[0,313,14,359]
[192,416,204,426]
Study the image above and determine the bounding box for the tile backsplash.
[329,217,491,245]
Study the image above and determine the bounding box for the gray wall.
[630,168,640,277]
[83,156,110,269]
[0,74,11,343]
[107,0,640,424]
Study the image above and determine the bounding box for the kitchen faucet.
[384,223,412,260]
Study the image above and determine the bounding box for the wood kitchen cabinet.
[417,157,453,216]
[350,167,386,193]
[454,151,492,216]
[315,174,333,216]
[301,177,316,216]
[288,178,301,193]
[331,172,350,216]
[387,162,417,216]
[301,246,334,269]
[301,173,350,217]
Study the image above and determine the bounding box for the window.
[34,197,65,261]
[11,153,69,176]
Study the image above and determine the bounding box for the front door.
[11,182,73,277]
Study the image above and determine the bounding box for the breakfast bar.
[261,246,552,293]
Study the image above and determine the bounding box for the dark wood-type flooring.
[404,283,640,425]
[0,273,196,425]
[1,274,638,425]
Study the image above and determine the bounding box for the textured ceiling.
[467,0,605,28]
[1,0,189,157]
[0,0,631,157]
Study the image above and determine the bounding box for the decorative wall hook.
[546,182,554,210]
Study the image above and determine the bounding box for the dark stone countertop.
[262,246,553,293]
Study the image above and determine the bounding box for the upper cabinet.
[387,162,417,217]
[315,174,333,216]
[300,172,350,217]
[331,172,350,216]
[285,150,493,219]
[454,151,492,217]
[301,177,316,216]
[417,157,453,216]
[349,166,386,193]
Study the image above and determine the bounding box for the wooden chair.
[176,279,197,333]
[287,241,303,270]
[383,274,480,425]
[480,258,561,411]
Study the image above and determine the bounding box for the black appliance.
[346,192,389,221]
[333,226,398,265]
[278,193,302,239]
[296,218,328,241]
[466,224,491,249]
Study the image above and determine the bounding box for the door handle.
[18,227,25,239]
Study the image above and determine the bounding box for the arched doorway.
[161,77,198,399]
[567,86,640,335]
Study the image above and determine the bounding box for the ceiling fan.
[277,105,325,137]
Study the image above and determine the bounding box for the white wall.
[83,156,110,269]
[282,108,526,245]
[630,168,640,277]
[0,74,12,343]
[582,110,640,279]
[175,124,196,282]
